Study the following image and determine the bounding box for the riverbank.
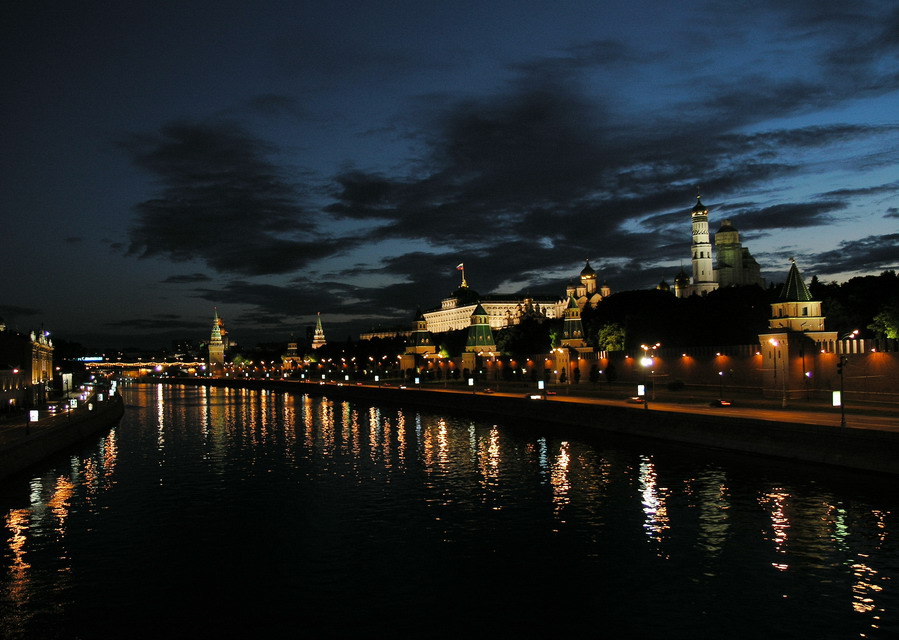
[162,377,899,475]
[0,393,125,482]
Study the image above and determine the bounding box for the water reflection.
[2,384,898,639]
[2,427,120,635]
[759,489,791,571]
[639,456,670,550]
[694,470,730,560]
[550,441,571,515]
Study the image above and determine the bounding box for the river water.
[1,383,897,638]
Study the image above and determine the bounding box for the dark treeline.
[810,270,899,340]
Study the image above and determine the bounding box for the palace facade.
[422,261,611,334]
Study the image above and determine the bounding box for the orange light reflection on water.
[758,489,790,571]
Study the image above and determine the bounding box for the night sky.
[2,1,898,349]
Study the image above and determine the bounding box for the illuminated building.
[561,294,588,349]
[768,259,828,333]
[406,309,436,355]
[208,311,225,367]
[423,261,611,334]
[675,195,765,298]
[311,313,327,350]
[0,319,54,406]
[464,304,497,353]
[758,259,837,400]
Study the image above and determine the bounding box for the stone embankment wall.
[0,394,125,482]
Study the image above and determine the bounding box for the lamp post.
[838,330,858,428]
[639,343,657,409]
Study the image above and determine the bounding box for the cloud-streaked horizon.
[4,0,898,346]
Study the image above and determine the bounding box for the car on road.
[709,399,733,407]
[626,396,644,404]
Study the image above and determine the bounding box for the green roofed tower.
[769,259,825,332]
[561,294,586,348]
[464,303,496,353]
[208,309,225,367]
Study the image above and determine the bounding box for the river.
[1,383,897,638]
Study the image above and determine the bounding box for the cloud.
[718,202,845,232]
[806,233,899,275]
[0,304,43,323]
[162,273,212,284]
[116,4,899,340]
[510,39,645,82]
[818,181,899,200]
[120,120,352,276]
[245,94,308,120]
[104,316,207,331]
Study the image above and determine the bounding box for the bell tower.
[690,194,718,296]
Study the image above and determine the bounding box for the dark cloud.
[162,273,212,284]
[64,236,82,244]
[120,120,352,276]
[716,202,845,233]
[510,39,644,81]
[0,304,43,322]
[104,316,206,331]
[886,208,899,218]
[806,233,899,275]
[117,5,899,341]
[722,125,899,153]
[818,181,899,200]
[822,6,899,67]
[245,94,308,120]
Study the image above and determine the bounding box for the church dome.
[717,219,737,233]
[674,268,690,285]
[691,195,708,215]
[580,260,597,278]
[452,286,481,306]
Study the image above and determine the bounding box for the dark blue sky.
[2,0,898,349]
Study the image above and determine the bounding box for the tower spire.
[208,309,225,367]
[311,312,327,349]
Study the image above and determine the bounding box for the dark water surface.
[1,383,897,638]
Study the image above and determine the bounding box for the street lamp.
[639,344,656,409]
[837,330,858,427]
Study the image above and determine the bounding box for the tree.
[494,316,553,356]
[870,299,899,339]
[549,329,561,349]
[596,323,625,351]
